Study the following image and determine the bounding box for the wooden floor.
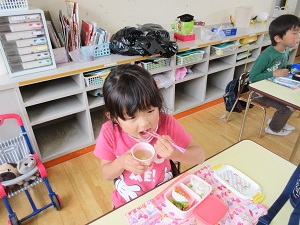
[0,102,299,225]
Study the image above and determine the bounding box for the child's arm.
[154,136,205,165]
[272,69,289,77]
[100,151,148,180]
[249,58,273,82]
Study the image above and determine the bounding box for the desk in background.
[239,80,300,162]
[88,140,296,225]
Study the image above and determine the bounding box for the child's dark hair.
[269,14,300,46]
[103,64,164,122]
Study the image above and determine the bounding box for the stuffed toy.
[17,154,37,186]
[0,163,20,186]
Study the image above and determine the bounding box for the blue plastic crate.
[94,42,110,58]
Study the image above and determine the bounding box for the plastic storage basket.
[176,50,205,66]
[83,69,110,87]
[211,42,238,56]
[0,0,28,12]
[141,58,171,71]
[94,42,110,58]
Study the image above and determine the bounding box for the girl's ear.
[105,112,111,120]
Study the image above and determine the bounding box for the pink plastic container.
[164,174,212,219]
[194,195,228,224]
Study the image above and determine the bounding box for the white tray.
[212,164,264,203]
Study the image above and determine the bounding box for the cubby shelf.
[33,112,93,161]
[0,22,298,162]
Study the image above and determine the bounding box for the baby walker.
[0,114,62,225]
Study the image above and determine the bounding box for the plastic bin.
[176,50,205,65]
[0,0,28,12]
[141,58,171,71]
[211,42,238,56]
[83,69,110,87]
[94,42,110,58]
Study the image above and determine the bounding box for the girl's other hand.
[121,150,148,175]
[154,135,179,159]
[273,69,289,77]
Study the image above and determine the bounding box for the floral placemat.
[125,165,267,225]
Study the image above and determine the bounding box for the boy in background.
[249,14,300,136]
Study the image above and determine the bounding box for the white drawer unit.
[0,8,56,77]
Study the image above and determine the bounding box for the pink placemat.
[125,165,267,225]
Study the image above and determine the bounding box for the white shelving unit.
[0,22,298,162]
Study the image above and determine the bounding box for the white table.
[239,80,300,161]
[87,140,296,225]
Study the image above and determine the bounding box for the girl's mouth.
[140,129,151,138]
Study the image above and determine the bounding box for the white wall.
[28,0,275,35]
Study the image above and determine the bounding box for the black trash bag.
[109,24,178,58]
[139,23,170,39]
[177,14,194,22]
[109,27,146,56]
[139,23,178,58]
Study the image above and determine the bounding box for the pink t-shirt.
[94,113,192,208]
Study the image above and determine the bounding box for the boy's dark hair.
[269,14,300,46]
[103,64,164,122]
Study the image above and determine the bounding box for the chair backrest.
[236,71,250,98]
[170,160,180,177]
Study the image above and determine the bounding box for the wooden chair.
[225,72,269,139]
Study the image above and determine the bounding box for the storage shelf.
[237,44,260,53]
[90,107,106,140]
[20,75,82,106]
[174,90,203,114]
[209,52,235,60]
[235,57,257,66]
[88,95,105,109]
[175,69,206,84]
[175,58,206,68]
[85,83,103,91]
[148,65,174,75]
[2,23,291,162]
[27,94,86,125]
[208,61,234,74]
[174,76,206,113]
[160,86,174,113]
[33,113,92,161]
[205,85,224,102]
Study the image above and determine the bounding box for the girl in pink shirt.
[94,64,205,208]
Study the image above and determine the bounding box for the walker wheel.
[8,215,19,225]
[51,194,62,210]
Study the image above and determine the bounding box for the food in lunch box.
[169,199,189,211]
[188,177,211,198]
[172,186,189,202]
[169,199,197,211]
